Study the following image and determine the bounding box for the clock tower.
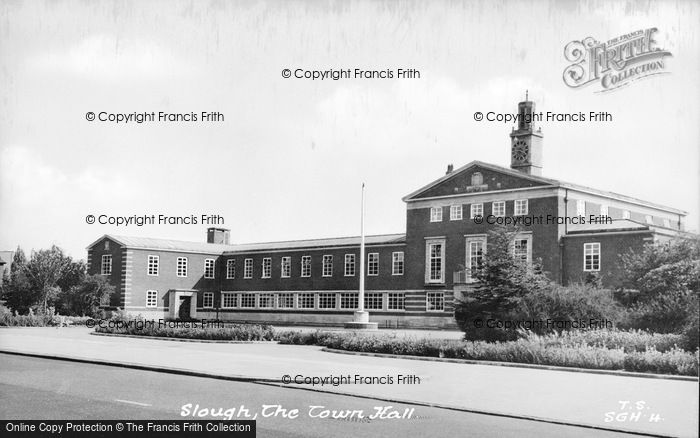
[509,92,543,176]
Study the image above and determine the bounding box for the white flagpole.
[358,182,365,312]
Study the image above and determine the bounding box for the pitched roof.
[87,233,406,254]
[403,160,687,215]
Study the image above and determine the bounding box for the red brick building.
[87,97,687,329]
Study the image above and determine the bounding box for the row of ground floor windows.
[145,291,447,312]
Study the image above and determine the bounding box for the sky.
[1,0,698,260]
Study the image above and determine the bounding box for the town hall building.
[87,97,687,329]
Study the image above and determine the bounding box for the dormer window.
[471,172,483,186]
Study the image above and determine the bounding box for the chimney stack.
[207,227,230,245]
[446,163,454,175]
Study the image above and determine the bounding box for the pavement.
[1,354,633,438]
[0,327,697,437]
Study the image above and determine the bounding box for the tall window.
[367,253,379,276]
[513,235,531,263]
[221,292,238,308]
[101,255,112,275]
[583,243,601,271]
[146,290,158,308]
[241,293,256,308]
[426,240,445,283]
[466,237,486,281]
[645,215,654,224]
[492,201,505,217]
[278,293,294,309]
[344,254,355,276]
[470,203,483,218]
[301,256,311,277]
[262,258,271,278]
[226,259,236,279]
[622,210,631,219]
[340,293,358,309]
[298,293,315,309]
[202,292,214,308]
[392,252,404,276]
[318,293,337,309]
[514,199,528,215]
[426,292,445,311]
[322,255,333,277]
[281,256,291,278]
[244,258,253,279]
[450,205,463,221]
[259,293,274,308]
[663,218,671,228]
[430,206,443,222]
[600,205,609,217]
[204,259,215,279]
[364,293,383,310]
[576,200,586,216]
[388,293,405,310]
[147,255,159,276]
[176,257,187,277]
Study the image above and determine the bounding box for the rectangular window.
[244,258,253,279]
[202,292,214,308]
[470,203,483,218]
[177,257,187,277]
[340,293,358,309]
[226,259,236,279]
[367,253,379,276]
[318,293,337,309]
[204,258,215,279]
[663,218,671,228]
[241,293,256,308]
[392,252,404,276]
[281,257,291,278]
[430,206,443,222]
[426,240,445,283]
[514,199,528,215]
[278,293,294,309]
[147,255,159,276]
[298,293,315,309]
[600,205,609,217]
[576,200,586,216]
[344,254,355,276]
[301,256,311,277]
[146,290,157,308]
[513,235,531,263]
[322,255,333,277]
[450,205,462,221]
[466,237,486,281]
[101,255,112,275]
[492,201,505,217]
[364,292,383,310]
[622,210,631,219]
[262,258,271,278]
[388,293,405,310]
[645,215,654,224]
[583,243,601,272]
[259,293,274,308]
[221,293,238,308]
[426,292,445,311]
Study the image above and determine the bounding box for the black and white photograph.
[0,1,698,437]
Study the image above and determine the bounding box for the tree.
[60,274,114,317]
[454,226,551,341]
[619,237,700,338]
[0,247,38,314]
[24,246,72,313]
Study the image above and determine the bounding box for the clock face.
[512,140,529,162]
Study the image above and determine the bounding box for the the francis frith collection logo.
[563,27,672,92]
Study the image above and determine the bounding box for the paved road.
[1,327,696,437]
[0,354,634,438]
